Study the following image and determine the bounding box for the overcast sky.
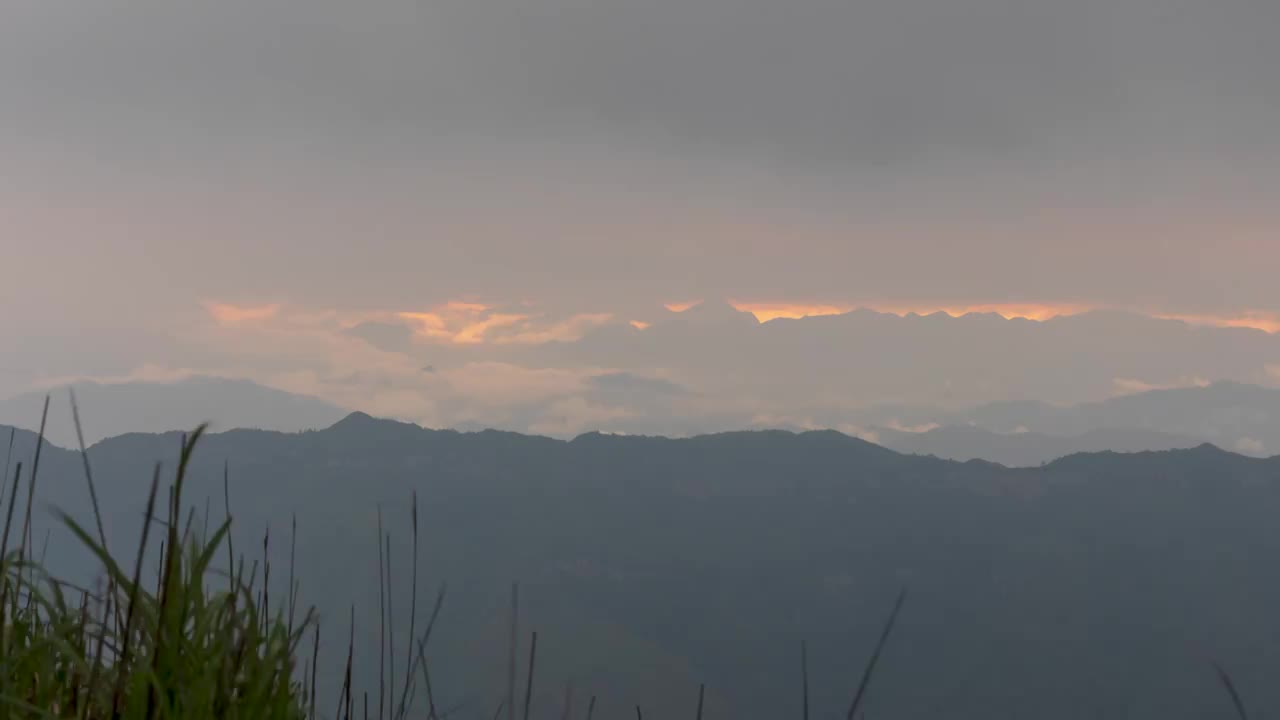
[2,0,1278,420]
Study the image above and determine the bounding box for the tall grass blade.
[522,631,538,720]
[414,635,439,720]
[560,681,574,720]
[288,513,298,637]
[339,605,355,720]
[845,588,907,720]
[801,640,810,720]
[2,428,13,512]
[20,395,49,574]
[311,621,322,720]
[224,461,234,589]
[262,523,271,633]
[1211,661,1250,720]
[80,589,113,720]
[397,491,420,718]
[70,389,109,552]
[385,536,396,719]
[508,583,519,720]
[0,460,22,678]
[378,506,387,720]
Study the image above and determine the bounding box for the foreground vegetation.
[0,414,317,718]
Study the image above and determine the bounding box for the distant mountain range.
[854,381,1280,458]
[0,376,348,447]
[8,414,1280,719]
[869,424,1203,466]
[4,376,1279,465]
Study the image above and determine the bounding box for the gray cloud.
[589,372,690,398]
[344,321,415,355]
[7,0,1277,172]
[3,0,1280,396]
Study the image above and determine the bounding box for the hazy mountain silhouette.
[0,376,348,447]
[13,414,1280,719]
[871,424,1203,466]
[916,381,1280,456]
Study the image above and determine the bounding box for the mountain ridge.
[0,375,349,447]
[3,411,1269,469]
[9,410,1280,719]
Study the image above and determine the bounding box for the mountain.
[0,376,348,447]
[12,415,1280,719]
[932,381,1280,456]
[871,424,1204,466]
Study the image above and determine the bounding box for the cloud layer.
[3,0,1278,427]
[4,0,1280,328]
[9,299,1280,440]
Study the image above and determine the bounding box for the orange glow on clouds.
[444,301,489,313]
[399,304,612,345]
[728,302,853,322]
[731,300,1280,333]
[207,297,1280,355]
[494,313,614,344]
[453,313,528,344]
[872,303,1092,322]
[204,302,281,326]
[729,301,1090,323]
[664,301,702,313]
[1154,311,1280,334]
[399,302,526,345]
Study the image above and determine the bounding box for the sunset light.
[664,301,702,313]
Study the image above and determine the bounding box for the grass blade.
[70,389,109,552]
[223,461,234,589]
[522,631,538,720]
[112,464,162,715]
[1211,661,1250,720]
[378,506,387,720]
[845,587,907,720]
[397,491,420,718]
[801,640,810,720]
[20,395,49,574]
[385,536,396,719]
[508,583,519,720]
[560,681,574,720]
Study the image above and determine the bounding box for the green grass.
[0,396,453,720]
[0,420,316,719]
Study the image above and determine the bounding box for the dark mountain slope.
[9,417,1280,720]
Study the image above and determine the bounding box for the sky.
[2,0,1279,431]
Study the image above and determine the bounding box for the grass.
[0,397,457,720]
[0,419,315,719]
